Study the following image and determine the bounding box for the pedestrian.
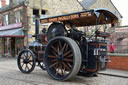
[110,42,115,53]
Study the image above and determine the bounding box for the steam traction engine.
[17,8,118,81]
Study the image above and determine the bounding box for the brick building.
[0,0,82,57]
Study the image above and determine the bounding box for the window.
[16,0,23,4]
[33,9,39,24]
[33,9,47,24]
[41,10,47,18]
[15,11,21,23]
[4,14,8,25]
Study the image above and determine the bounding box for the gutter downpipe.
[23,3,29,46]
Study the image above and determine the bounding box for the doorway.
[11,37,15,57]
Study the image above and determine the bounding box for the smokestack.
[1,0,6,7]
[35,15,40,40]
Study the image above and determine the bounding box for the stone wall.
[27,0,83,42]
[28,0,83,16]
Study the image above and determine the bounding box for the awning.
[0,28,24,37]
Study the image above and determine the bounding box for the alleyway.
[0,58,128,85]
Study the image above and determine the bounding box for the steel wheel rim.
[45,39,74,79]
[18,50,35,73]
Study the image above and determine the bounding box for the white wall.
[0,0,1,8]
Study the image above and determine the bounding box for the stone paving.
[0,58,128,85]
[99,69,128,78]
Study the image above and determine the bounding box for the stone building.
[0,0,122,57]
[0,0,83,57]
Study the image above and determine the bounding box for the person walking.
[110,42,115,53]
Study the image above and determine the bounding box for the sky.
[112,0,128,26]
[0,0,127,26]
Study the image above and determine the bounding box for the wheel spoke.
[26,52,28,58]
[59,40,62,50]
[64,50,72,57]
[67,62,72,68]
[26,64,29,70]
[66,54,73,58]
[64,58,73,62]
[57,44,60,53]
[56,64,61,75]
[52,51,57,56]
[25,64,27,71]
[28,56,32,59]
[62,62,70,71]
[21,63,24,67]
[62,43,66,51]
[63,63,66,75]
[65,44,68,51]
[60,64,64,75]
[51,45,58,53]
[51,59,57,62]
[48,55,56,58]
[28,62,32,66]
[53,63,58,70]
[50,62,58,68]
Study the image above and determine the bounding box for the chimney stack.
[1,0,6,7]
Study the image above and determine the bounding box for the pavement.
[0,58,128,85]
[99,69,128,78]
[1,56,128,78]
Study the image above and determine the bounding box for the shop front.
[0,23,24,57]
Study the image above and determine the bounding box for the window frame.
[4,14,8,26]
[15,11,21,23]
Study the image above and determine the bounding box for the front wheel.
[44,37,82,81]
[17,49,36,73]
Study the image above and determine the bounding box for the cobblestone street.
[0,58,128,85]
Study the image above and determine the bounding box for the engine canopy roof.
[40,8,118,27]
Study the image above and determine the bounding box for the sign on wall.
[0,23,23,31]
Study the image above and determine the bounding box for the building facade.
[0,0,122,57]
[0,0,83,57]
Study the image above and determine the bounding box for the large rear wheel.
[44,37,82,81]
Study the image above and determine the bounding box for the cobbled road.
[0,58,128,85]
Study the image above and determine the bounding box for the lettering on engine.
[93,48,106,56]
